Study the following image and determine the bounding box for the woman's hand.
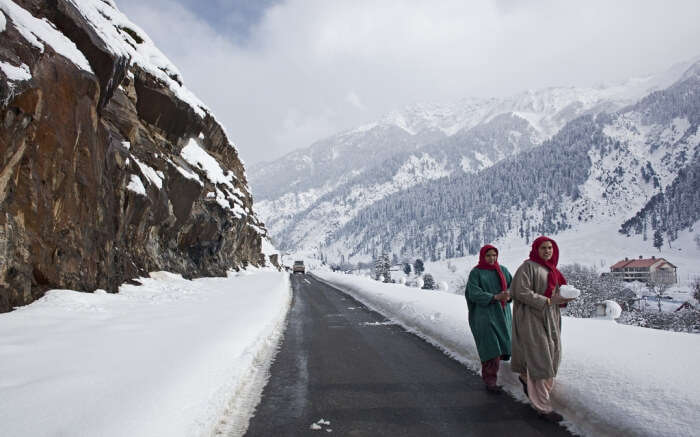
[550,294,574,305]
[493,290,511,302]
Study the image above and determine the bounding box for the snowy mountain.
[250,57,699,256]
[322,63,700,264]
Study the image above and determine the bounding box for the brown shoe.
[537,411,564,423]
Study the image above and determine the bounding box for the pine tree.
[422,273,436,290]
[414,259,425,276]
[382,253,391,282]
[373,257,384,281]
[653,229,663,252]
[374,253,391,282]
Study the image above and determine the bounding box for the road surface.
[244,274,573,436]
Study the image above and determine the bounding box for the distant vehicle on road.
[293,260,305,274]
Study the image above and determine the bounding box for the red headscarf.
[475,244,508,308]
[528,236,567,298]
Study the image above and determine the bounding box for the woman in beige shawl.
[510,236,573,423]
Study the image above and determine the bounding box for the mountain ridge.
[321,69,700,263]
[251,57,699,257]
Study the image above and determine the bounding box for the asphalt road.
[244,274,573,436]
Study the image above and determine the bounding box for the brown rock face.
[0,1,271,312]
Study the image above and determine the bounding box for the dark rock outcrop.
[0,0,273,312]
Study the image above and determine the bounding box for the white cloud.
[345,91,365,110]
[273,107,337,153]
[115,0,700,164]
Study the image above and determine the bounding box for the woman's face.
[484,249,498,265]
[538,241,554,261]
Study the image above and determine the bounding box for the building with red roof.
[610,256,677,284]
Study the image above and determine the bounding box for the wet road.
[244,274,573,436]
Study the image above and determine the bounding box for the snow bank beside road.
[314,270,700,437]
[0,269,291,437]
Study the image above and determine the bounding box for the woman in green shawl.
[465,244,513,393]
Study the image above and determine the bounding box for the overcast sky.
[115,0,700,165]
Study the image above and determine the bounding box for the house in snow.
[609,256,677,284]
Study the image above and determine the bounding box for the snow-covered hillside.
[251,57,699,255]
[314,62,700,266]
[413,220,700,297]
[275,153,452,250]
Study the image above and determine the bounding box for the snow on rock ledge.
[0,0,271,312]
[64,0,208,118]
[0,60,31,82]
[0,0,92,73]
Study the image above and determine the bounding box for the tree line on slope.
[616,75,700,246]
[619,149,700,247]
[327,114,603,260]
[324,74,700,261]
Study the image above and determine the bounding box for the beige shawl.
[510,260,563,380]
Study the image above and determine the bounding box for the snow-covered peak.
[346,121,380,135]
[371,57,699,141]
[373,87,600,140]
[679,59,700,82]
[380,98,495,136]
[505,87,600,113]
[597,56,700,101]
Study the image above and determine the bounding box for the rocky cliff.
[0,0,272,312]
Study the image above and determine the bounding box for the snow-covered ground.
[0,269,291,437]
[414,221,700,299]
[290,220,700,307]
[313,270,700,437]
[1,258,696,437]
